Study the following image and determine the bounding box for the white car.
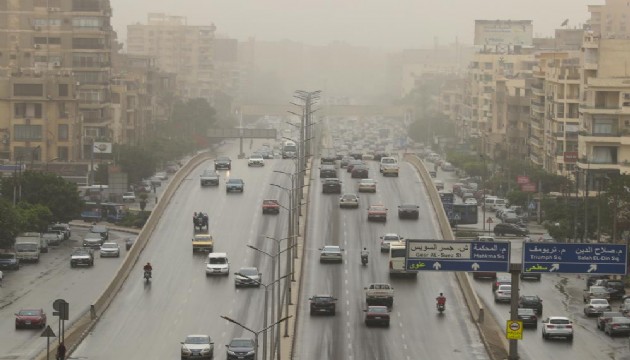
[99,242,120,258]
[247,154,265,167]
[155,171,168,181]
[339,194,359,208]
[358,179,377,193]
[122,192,136,203]
[494,284,511,303]
[180,334,214,359]
[205,253,229,276]
[380,233,404,252]
[584,298,611,317]
[464,198,478,205]
[542,316,573,341]
[319,245,343,263]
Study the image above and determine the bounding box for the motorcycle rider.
[143,262,153,278]
[436,292,446,308]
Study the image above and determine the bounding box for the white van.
[483,196,498,211]
[205,253,229,276]
[389,242,417,278]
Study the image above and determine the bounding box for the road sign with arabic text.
[405,239,511,272]
[522,242,627,274]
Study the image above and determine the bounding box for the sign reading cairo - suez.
[522,242,627,274]
[405,239,511,272]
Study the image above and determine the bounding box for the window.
[33,37,61,45]
[58,124,69,141]
[14,125,43,141]
[72,0,100,11]
[58,102,68,118]
[14,84,43,97]
[75,71,104,84]
[72,38,104,49]
[592,146,617,164]
[72,17,101,28]
[32,18,62,26]
[58,84,68,96]
[57,146,69,161]
[14,103,43,118]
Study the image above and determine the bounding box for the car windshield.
[499,285,511,291]
[230,339,253,348]
[342,195,356,200]
[518,309,535,315]
[185,336,209,344]
[370,206,386,211]
[91,226,107,233]
[209,258,226,264]
[592,299,608,304]
[323,246,340,252]
[313,296,334,302]
[369,307,388,313]
[240,268,258,276]
[227,179,242,184]
[361,179,375,184]
[85,233,101,239]
[19,310,41,316]
[522,296,538,302]
[383,235,399,241]
[101,243,117,249]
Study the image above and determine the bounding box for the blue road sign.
[405,239,511,272]
[522,242,627,275]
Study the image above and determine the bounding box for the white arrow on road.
[471,263,480,271]
[550,264,560,272]
[587,264,597,273]
[433,262,441,270]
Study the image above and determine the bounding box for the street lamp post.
[220,315,291,360]
[234,272,292,360]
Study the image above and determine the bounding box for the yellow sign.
[506,320,523,340]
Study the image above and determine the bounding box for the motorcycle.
[144,270,152,282]
[437,303,445,314]
[361,254,368,266]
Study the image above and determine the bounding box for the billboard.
[474,20,533,46]
[92,142,112,154]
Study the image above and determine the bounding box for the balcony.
[579,104,623,115]
[531,103,544,113]
[583,62,598,71]
[529,136,542,148]
[532,86,545,96]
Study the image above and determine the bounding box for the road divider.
[36,149,216,360]
[404,154,508,360]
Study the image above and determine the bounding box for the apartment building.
[127,13,215,104]
[587,0,630,39]
[493,78,530,163]
[0,0,114,162]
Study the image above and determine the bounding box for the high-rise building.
[587,0,630,39]
[127,13,215,104]
[0,0,114,163]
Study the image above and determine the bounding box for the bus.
[451,204,478,225]
[282,140,297,159]
[81,202,127,223]
[388,241,417,278]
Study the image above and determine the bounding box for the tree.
[115,145,157,185]
[16,202,53,233]
[0,171,82,222]
[0,198,20,248]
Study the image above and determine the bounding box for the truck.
[262,199,281,214]
[192,234,214,253]
[365,283,394,307]
[15,232,43,262]
[379,157,399,177]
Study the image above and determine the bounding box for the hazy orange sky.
[110,0,597,49]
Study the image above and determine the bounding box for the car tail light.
[613,324,620,329]
[530,316,536,320]
[566,324,572,329]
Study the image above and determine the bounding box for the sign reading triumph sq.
[522,243,627,275]
[405,240,511,272]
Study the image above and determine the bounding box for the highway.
[0,228,133,360]
[294,159,489,360]
[73,145,295,359]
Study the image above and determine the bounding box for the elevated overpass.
[240,103,409,121]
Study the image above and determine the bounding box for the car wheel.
[494,298,498,303]
[542,332,547,339]
[310,310,315,316]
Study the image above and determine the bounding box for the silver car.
[99,242,120,258]
[234,267,261,287]
[584,298,611,317]
[493,284,511,303]
[339,194,359,208]
[181,334,214,359]
[380,234,404,252]
[319,245,343,263]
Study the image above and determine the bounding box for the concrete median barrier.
[404,154,508,360]
[35,150,215,360]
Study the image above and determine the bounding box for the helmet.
[146,262,151,266]
[363,247,367,251]
[439,292,443,296]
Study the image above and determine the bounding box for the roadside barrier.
[35,149,215,360]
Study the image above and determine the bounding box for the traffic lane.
[473,269,630,360]
[73,155,291,359]
[295,160,489,359]
[0,229,130,360]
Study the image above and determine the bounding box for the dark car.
[71,247,94,267]
[15,309,47,329]
[214,156,232,170]
[83,232,104,248]
[226,178,245,193]
[320,165,337,178]
[594,279,626,300]
[351,165,369,179]
[493,223,528,236]
[398,204,420,219]
[321,154,337,165]
[597,311,624,330]
[374,152,389,161]
[0,252,20,270]
[340,156,353,168]
[322,178,342,194]
[347,160,363,172]
[520,269,541,281]
[226,338,255,360]
[604,317,630,336]
[586,274,610,288]
[517,308,538,328]
[518,295,543,315]
[309,295,337,315]
[364,306,390,327]
[90,225,109,241]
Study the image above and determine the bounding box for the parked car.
[542,316,573,341]
[0,252,20,270]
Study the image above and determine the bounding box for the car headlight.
[201,348,211,354]
[227,350,237,355]
[246,350,255,355]
[181,348,191,355]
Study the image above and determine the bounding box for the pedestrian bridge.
[240,103,408,119]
